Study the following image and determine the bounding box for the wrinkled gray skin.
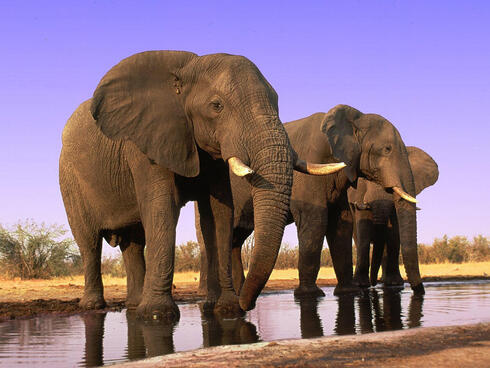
[59,51,296,320]
[198,105,425,297]
[348,147,439,287]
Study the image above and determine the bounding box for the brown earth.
[0,278,337,322]
[113,323,490,367]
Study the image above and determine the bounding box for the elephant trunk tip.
[238,274,266,311]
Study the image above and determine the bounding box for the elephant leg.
[294,208,327,297]
[197,187,241,316]
[197,197,220,309]
[383,216,404,287]
[327,200,358,295]
[76,226,105,310]
[231,227,252,295]
[133,172,181,321]
[370,224,387,286]
[120,225,146,309]
[195,202,208,296]
[352,218,372,288]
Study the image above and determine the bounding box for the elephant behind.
[59,51,341,320]
[347,146,439,287]
[198,105,425,297]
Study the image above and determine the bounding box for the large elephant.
[198,104,425,298]
[59,51,341,320]
[347,147,439,287]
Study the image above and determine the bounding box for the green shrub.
[0,221,81,279]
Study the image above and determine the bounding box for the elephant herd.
[59,50,438,322]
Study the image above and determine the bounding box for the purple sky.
[1,1,489,257]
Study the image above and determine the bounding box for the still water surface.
[0,281,489,367]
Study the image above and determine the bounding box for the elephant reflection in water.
[81,309,258,364]
[81,312,106,367]
[293,290,424,339]
[295,296,324,338]
[200,304,259,347]
[125,310,175,358]
[335,290,424,334]
[80,310,175,365]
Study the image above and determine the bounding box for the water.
[0,281,489,367]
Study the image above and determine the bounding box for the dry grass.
[0,262,488,303]
[409,261,490,278]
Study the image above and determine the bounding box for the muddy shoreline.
[113,322,490,367]
[1,276,488,322]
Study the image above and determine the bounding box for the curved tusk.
[294,159,346,175]
[393,186,417,203]
[228,157,254,177]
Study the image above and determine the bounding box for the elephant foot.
[80,292,106,310]
[125,294,143,310]
[294,284,325,297]
[411,283,425,295]
[135,295,180,322]
[383,273,405,287]
[353,273,371,288]
[214,290,244,318]
[333,283,361,296]
[197,286,207,296]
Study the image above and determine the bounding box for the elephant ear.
[91,50,200,177]
[320,104,363,182]
[407,146,439,195]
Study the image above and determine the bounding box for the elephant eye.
[383,145,392,155]
[210,100,224,113]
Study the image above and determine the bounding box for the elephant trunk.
[238,124,293,311]
[394,194,424,294]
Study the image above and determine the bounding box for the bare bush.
[101,256,126,277]
[418,235,489,264]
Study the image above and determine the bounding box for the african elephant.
[347,147,439,287]
[198,104,425,298]
[59,50,341,320]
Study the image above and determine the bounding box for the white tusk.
[294,159,347,175]
[228,157,254,177]
[393,186,418,203]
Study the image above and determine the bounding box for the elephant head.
[350,147,439,286]
[321,104,426,293]
[90,51,341,311]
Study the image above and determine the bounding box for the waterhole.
[0,281,489,367]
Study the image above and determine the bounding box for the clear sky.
[1,1,489,257]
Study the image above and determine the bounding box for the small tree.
[174,240,200,272]
[0,220,81,279]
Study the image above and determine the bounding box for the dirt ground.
[111,323,490,368]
